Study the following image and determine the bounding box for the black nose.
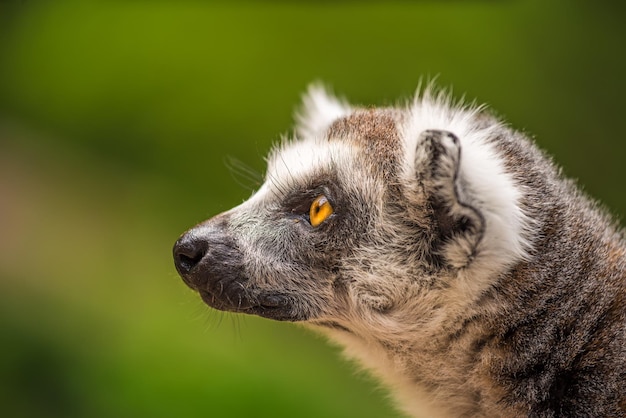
[173,233,209,276]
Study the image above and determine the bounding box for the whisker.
[278,151,298,188]
[224,156,263,191]
[265,170,290,200]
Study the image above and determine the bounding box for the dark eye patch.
[283,186,330,216]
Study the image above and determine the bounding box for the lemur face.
[173,127,400,322]
[173,85,530,331]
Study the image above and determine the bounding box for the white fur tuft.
[295,83,352,139]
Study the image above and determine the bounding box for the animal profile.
[174,84,626,417]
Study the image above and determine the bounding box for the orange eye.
[309,195,333,227]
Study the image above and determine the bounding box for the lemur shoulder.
[174,85,626,417]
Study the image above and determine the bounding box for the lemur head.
[173,85,531,336]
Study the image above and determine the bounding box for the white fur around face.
[401,89,533,281]
[261,138,357,200]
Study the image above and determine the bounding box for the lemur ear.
[295,83,351,138]
[415,130,485,268]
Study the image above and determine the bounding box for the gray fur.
[173,85,626,417]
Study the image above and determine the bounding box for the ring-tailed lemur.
[173,85,626,417]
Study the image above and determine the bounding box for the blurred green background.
[0,1,624,417]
